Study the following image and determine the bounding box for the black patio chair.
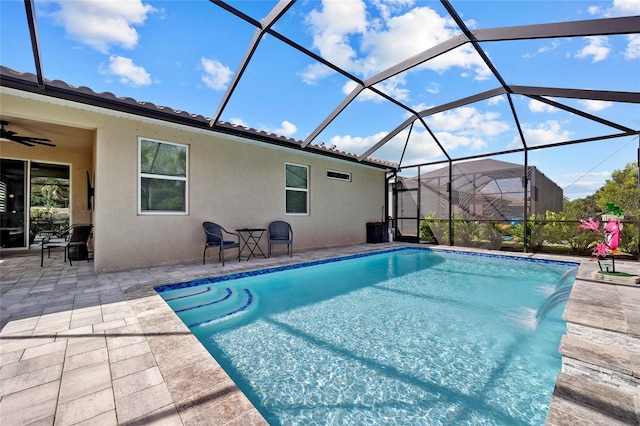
[41,223,93,267]
[202,221,240,265]
[268,220,293,257]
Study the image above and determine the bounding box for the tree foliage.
[596,162,639,218]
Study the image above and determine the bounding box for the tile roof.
[0,66,397,170]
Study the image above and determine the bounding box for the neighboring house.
[0,67,393,272]
[394,159,563,223]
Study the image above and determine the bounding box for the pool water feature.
[156,248,578,425]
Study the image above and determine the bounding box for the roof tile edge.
[0,66,397,169]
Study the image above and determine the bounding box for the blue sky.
[1,0,639,201]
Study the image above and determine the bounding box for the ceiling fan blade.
[28,139,57,147]
[0,121,55,148]
[12,135,56,147]
[20,136,51,141]
[8,137,35,147]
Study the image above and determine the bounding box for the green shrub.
[479,222,504,250]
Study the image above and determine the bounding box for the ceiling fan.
[0,120,55,147]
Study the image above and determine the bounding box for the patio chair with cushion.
[202,221,240,265]
[268,220,293,257]
[41,223,93,267]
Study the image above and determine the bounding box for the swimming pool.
[156,248,578,425]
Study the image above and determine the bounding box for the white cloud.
[342,80,364,95]
[578,99,613,112]
[228,117,249,127]
[373,0,417,22]
[47,0,155,53]
[344,75,410,102]
[302,1,491,88]
[426,107,510,138]
[487,96,505,106]
[587,6,601,15]
[335,110,509,163]
[329,131,389,152]
[200,58,232,90]
[402,130,447,163]
[426,83,440,94]
[560,171,611,181]
[227,118,297,137]
[103,56,151,87]
[372,128,449,165]
[529,99,558,113]
[624,34,640,59]
[299,62,334,85]
[517,120,572,147]
[558,171,611,200]
[305,0,368,74]
[587,1,640,58]
[384,106,512,155]
[245,120,300,137]
[274,121,298,137]
[434,132,487,151]
[537,41,559,54]
[412,102,434,113]
[575,36,610,62]
[608,0,640,16]
[523,40,561,58]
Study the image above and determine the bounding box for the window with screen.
[139,138,188,214]
[285,163,308,215]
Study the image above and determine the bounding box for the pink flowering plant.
[575,203,624,258]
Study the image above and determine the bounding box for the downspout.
[449,160,453,246]
[386,171,396,240]
[523,150,529,253]
[417,165,421,242]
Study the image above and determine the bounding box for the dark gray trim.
[474,15,640,41]
[510,86,640,103]
[526,95,635,133]
[24,0,44,90]
[4,0,639,173]
[302,84,363,148]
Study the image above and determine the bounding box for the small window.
[138,138,188,214]
[327,170,351,182]
[285,163,308,215]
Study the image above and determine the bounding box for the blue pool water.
[156,248,578,425]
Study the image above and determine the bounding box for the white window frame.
[285,162,309,216]
[138,137,188,215]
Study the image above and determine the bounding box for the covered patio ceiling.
[1,0,639,176]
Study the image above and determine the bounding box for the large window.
[285,163,308,215]
[139,138,188,214]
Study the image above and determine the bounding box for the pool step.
[547,334,640,425]
[162,284,216,302]
[546,373,638,426]
[559,334,639,389]
[179,288,255,328]
[162,286,234,315]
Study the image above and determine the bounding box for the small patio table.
[236,228,267,261]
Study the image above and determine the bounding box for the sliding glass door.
[0,159,70,249]
[0,159,28,248]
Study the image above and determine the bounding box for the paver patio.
[1,244,638,425]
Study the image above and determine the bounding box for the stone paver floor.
[1,244,638,425]
[1,244,401,425]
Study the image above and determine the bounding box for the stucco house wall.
[1,89,386,272]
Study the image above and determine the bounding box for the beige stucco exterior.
[1,88,387,272]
